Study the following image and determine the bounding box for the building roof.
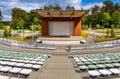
[33,10,89,18]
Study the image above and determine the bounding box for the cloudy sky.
[0,0,119,21]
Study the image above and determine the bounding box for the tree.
[84,14,92,27]
[17,19,25,37]
[98,12,111,28]
[11,8,27,29]
[43,4,62,10]
[33,17,40,25]
[54,4,62,10]
[17,19,25,29]
[110,24,115,37]
[65,5,75,10]
[91,6,101,15]
[89,6,101,27]
[101,0,114,14]
[48,5,54,10]
[0,10,3,22]
[114,3,120,11]
[44,6,49,10]
[111,12,120,27]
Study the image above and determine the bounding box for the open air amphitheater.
[0,38,120,79]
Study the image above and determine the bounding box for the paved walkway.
[0,44,120,55]
[36,55,80,79]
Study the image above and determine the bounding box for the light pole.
[32,23,34,41]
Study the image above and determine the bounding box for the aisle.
[37,55,80,79]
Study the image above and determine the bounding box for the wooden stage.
[37,36,86,44]
[37,36,85,41]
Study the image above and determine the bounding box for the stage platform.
[37,36,86,45]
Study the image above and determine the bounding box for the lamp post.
[32,23,34,41]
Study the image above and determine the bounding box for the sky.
[0,0,120,21]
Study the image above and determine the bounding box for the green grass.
[95,36,118,42]
[95,28,120,35]
[5,36,32,42]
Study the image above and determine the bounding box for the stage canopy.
[33,10,89,18]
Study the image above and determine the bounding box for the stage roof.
[33,10,89,18]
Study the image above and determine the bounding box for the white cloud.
[67,0,82,10]
[82,3,103,10]
[3,15,11,21]
[0,0,103,21]
[0,0,46,21]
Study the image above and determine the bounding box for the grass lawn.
[95,36,119,42]
[4,36,32,42]
[95,28,120,35]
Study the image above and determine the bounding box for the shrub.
[4,28,9,37]
[82,25,88,30]
[106,28,109,36]
[81,31,89,39]
[0,23,5,29]
[100,26,104,29]
[4,28,11,37]
[96,24,101,29]
[110,24,115,28]
[111,28,115,37]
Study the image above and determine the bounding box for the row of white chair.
[67,39,120,50]
[0,38,34,48]
[0,75,22,79]
[0,61,42,70]
[0,65,32,78]
[88,68,120,78]
[0,57,45,63]
[0,38,56,50]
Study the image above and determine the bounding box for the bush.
[81,31,89,39]
[4,29,9,37]
[106,28,109,36]
[116,25,120,28]
[96,24,101,29]
[4,28,11,37]
[0,23,5,29]
[111,28,115,37]
[100,26,104,29]
[82,25,88,30]
[110,24,115,37]
[110,24,115,28]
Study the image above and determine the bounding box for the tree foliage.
[11,8,27,29]
[111,12,120,27]
[17,19,25,29]
[0,10,3,22]
[65,5,75,10]
[43,4,62,10]
[84,0,120,28]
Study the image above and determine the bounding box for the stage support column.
[41,19,49,36]
[74,19,81,36]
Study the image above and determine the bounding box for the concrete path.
[37,55,80,79]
